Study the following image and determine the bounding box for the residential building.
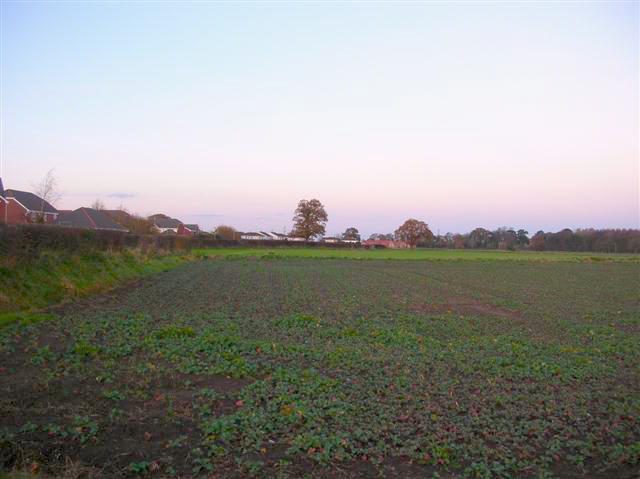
[178,224,200,236]
[103,209,132,224]
[2,187,59,225]
[149,214,182,234]
[104,210,157,235]
[57,208,129,232]
[0,178,6,224]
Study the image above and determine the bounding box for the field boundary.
[195,247,640,263]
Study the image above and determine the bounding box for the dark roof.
[153,216,182,229]
[57,208,128,232]
[184,224,200,231]
[242,232,264,236]
[104,210,132,220]
[5,189,58,213]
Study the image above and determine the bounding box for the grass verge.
[0,249,191,327]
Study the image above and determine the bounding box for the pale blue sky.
[1,1,638,236]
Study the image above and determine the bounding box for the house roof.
[153,217,182,229]
[5,189,57,213]
[102,210,135,230]
[184,224,200,231]
[57,208,128,232]
[103,210,132,221]
[0,178,5,202]
[242,232,264,236]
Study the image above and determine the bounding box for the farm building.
[240,232,267,240]
[239,231,306,242]
[362,239,408,249]
[270,232,289,240]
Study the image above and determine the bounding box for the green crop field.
[1,253,639,478]
[195,247,640,263]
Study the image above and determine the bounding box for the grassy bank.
[0,250,191,327]
[195,246,640,262]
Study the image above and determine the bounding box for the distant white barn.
[240,232,267,240]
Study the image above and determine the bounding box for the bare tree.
[91,199,106,210]
[33,169,61,221]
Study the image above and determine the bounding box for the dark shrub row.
[197,239,360,249]
[529,228,640,253]
[0,225,361,259]
[0,225,194,259]
[428,228,640,253]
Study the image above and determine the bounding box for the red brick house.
[178,224,199,236]
[0,181,59,225]
[0,178,6,224]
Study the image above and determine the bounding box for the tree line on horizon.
[22,172,639,253]
[85,196,640,254]
[214,199,640,254]
[368,227,640,254]
[59,186,639,254]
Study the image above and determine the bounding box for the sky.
[1,1,638,237]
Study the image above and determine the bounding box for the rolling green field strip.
[1,257,638,478]
[195,247,640,262]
